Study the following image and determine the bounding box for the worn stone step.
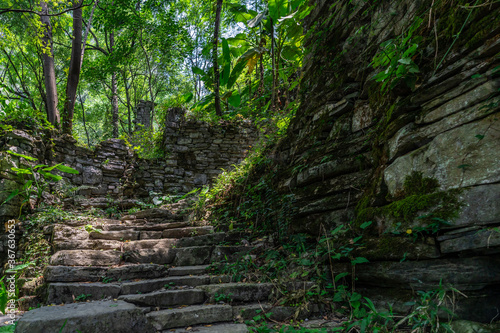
[211,245,255,262]
[121,208,181,221]
[50,250,122,266]
[103,221,190,232]
[175,231,247,248]
[146,304,233,330]
[48,282,121,304]
[173,246,214,266]
[233,303,319,322]
[122,248,175,265]
[47,275,212,304]
[119,289,205,307]
[15,300,154,333]
[89,230,140,241]
[122,239,177,251]
[197,283,274,303]
[120,275,210,295]
[44,264,168,282]
[54,239,122,251]
[162,226,213,239]
[168,323,249,332]
[168,265,210,276]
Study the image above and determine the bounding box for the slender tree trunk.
[62,0,83,134]
[270,18,276,111]
[122,70,132,134]
[213,0,223,116]
[78,88,91,146]
[80,0,98,69]
[40,1,60,127]
[110,32,119,138]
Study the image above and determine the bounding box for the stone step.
[197,283,273,303]
[173,246,214,266]
[120,275,210,295]
[119,289,205,307]
[233,302,319,322]
[54,239,122,251]
[121,208,181,221]
[15,300,154,333]
[175,231,246,247]
[44,264,168,282]
[103,221,190,232]
[47,275,212,304]
[55,238,178,251]
[89,230,140,241]
[162,226,213,239]
[146,304,233,330]
[168,265,210,276]
[168,323,249,332]
[50,250,122,266]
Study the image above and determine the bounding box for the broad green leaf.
[221,63,230,87]
[11,167,32,175]
[228,93,241,107]
[54,164,79,174]
[351,257,369,265]
[269,0,288,20]
[247,12,266,28]
[192,66,205,76]
[334,272,349,282]
[222,39,230,65]
[6,151,37,161]
[281,45,300,61]
[360,221,372,229]
[1,189,19,205]
[181,92,193,104]
[0,280,7,315]
[227,60,247,89]
[40,171,62,181]
[398,57,412,65]
[22,180,33,190]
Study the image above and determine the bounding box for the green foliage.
[75,294,92,302]
[1,151,79,216]
[214,292,233,303]
[371,17,422,92]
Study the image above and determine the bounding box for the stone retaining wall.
[0,115,259,221]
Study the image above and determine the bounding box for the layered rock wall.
[272,0,500,322]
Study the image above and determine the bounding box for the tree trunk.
[110,32,119,138]
[270,18,276,111]
[80,0,98,69]
[213,0,223,116]
[62,0,83,134]
[40,1,60,127]
[122,70,132,134]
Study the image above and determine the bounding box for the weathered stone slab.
[440,229,500,254]
[345,257,500,291]
[169,323,249,333]
[50,250,122,266]
[119,289,205,307]
[53,224,88,242]
[89,230,139,241]
[123,248,175,265]
[120,276,209,295]
[384,113,500,196]
[15,300,154,333]
[451,184,500,228]
[121,208,177,220]
[197,283,273,303]
[173,246,213,266]
[122,239,177,251]
[47,282,121,304]
[168,265,209,276]
[146,304,232,330]
[162,226,213,239]
[54,239,122,251]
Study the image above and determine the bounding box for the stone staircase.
[15,203,324,332]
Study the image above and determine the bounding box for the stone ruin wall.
[0,113,259,221]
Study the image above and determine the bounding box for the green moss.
[403,171,439,196]
[356,171,462,233]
